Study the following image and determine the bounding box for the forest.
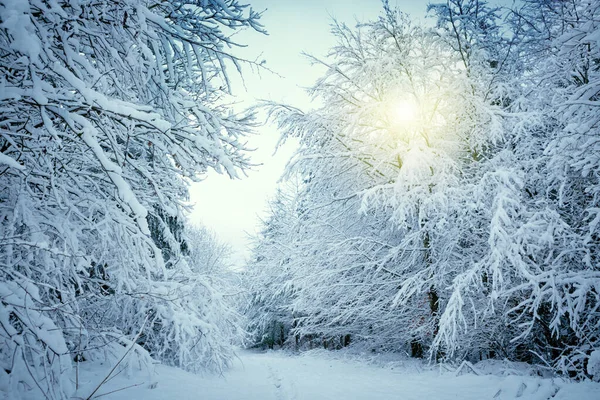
[0,0,599,399]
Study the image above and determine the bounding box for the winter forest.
[0,0,599,399]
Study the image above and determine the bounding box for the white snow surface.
[589,350,600,380]
[65,350,600,400]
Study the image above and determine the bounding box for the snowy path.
[76,350,600,400]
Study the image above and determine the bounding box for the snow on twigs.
[0,0,262,398]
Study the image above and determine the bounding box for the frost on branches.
[246,0,599,380]
[0,0,262,398]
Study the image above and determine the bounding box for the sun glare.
[389,99,418,126]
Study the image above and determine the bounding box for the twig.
[454,360,481,376]
[93,382,146,398]
[84,316,149,400]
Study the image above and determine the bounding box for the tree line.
[244,0,600,380]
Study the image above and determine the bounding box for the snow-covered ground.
[69,350,600,400]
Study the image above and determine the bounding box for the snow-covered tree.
[246,0,599,379]
[486,0,600,378]
[186,223,234,275]
[0,0,262,398]
[244,183,302,349]
[138,223,244,373]
[249,1,510,354]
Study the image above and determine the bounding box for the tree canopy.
[245,0,600,380]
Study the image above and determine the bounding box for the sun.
[389,99,418,125]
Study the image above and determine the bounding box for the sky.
[187,1,436,266]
